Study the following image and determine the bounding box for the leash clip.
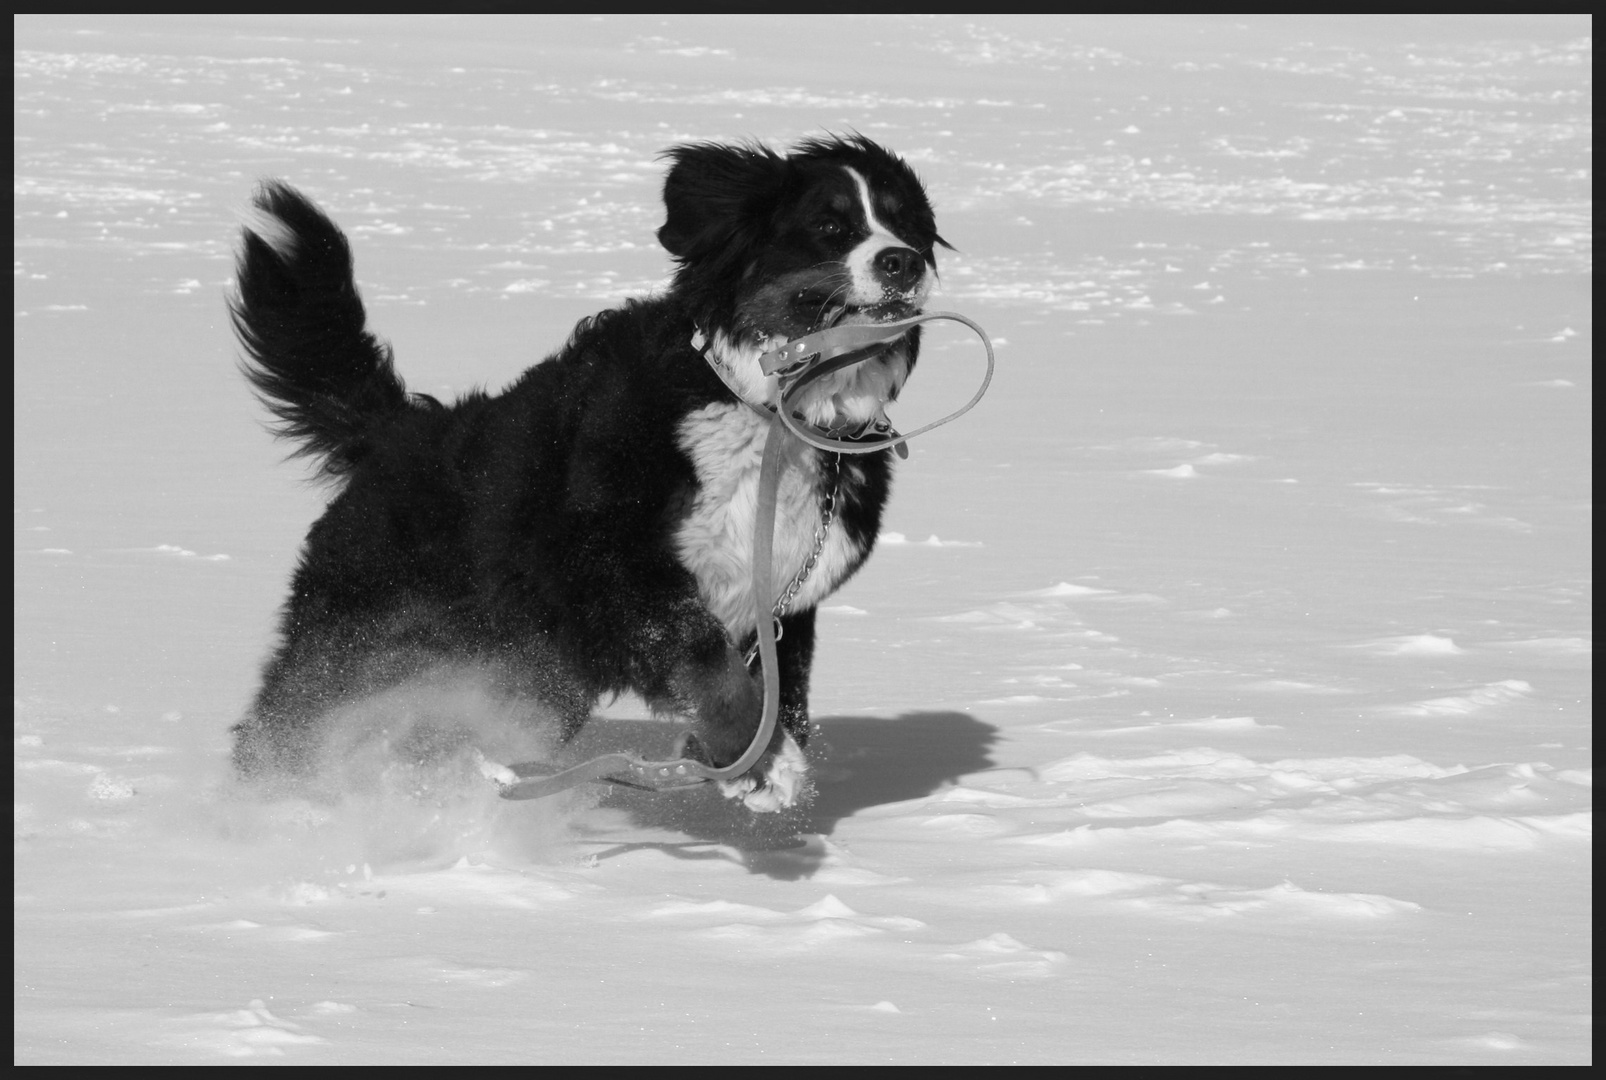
[759,321,914,377]
[760,339,820,377]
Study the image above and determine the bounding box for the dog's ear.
[657,142,787,261]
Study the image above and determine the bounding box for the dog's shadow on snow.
[578,711,999,881]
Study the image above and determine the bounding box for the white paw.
[472,749,518,788]
[718,734,808,812]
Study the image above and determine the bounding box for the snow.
[14,14,1590,1065]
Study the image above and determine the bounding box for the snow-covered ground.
[14,16,1591,1064]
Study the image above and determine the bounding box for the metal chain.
[746,452,840,665]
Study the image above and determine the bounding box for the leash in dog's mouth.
[758,315,915,378]
[490,311,995,802]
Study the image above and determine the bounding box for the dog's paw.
[717,734,809,812]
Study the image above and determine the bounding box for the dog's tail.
[231,180,411,478]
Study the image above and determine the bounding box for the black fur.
[230,137,944,801]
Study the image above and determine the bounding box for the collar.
[691,328,775,421]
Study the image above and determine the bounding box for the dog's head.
[659,135,949,429]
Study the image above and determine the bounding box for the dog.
[229,135,948,812]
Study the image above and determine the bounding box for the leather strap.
[769,311,994,457]
[495,311,994,801]
[496,417,786,800]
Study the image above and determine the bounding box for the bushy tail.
[231,180,410,478]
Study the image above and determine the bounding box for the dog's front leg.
[759,606,817,747]
[549,511,798,809]
[716,606,818,811]
[662,614,768,769]
[642,600,819,812]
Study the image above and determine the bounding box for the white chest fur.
[674,403,862,640]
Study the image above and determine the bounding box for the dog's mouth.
[816,299,920,331]
[738,285,923,352]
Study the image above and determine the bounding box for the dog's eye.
[814,219,844,238]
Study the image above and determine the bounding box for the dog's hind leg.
[232,622,413,777]
[233,649,357,777]
[482,634,595,745]
[232,603,472,778]
[666,635,768,769]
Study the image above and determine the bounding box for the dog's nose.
[874,247,924,290]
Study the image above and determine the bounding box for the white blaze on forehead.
[841,166,930,304]
[844,166,914,249]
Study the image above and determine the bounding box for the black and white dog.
[230,135,947,811]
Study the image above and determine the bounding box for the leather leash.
[494,311,993,801]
